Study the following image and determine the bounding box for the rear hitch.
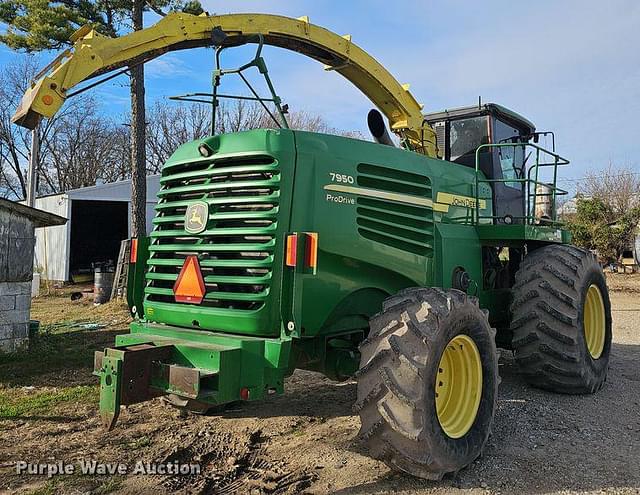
[93,323,292,430]
[94,343,172,430]
[94,343,218,430]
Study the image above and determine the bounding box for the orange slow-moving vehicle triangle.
[173,255,206,304]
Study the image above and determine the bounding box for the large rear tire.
[355,288,499,480]
[510,244,612,393]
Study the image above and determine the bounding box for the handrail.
[474,142,570,226]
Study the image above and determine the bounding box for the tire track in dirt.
[158,426,317,494]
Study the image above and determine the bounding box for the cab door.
[490,119,527,223]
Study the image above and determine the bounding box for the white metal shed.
[32,175,161,282]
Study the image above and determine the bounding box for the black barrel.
[94,268,115,304]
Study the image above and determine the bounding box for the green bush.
[565,196,640,264]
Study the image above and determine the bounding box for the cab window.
[449,116,489,162]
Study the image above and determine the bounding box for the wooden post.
[26,126,39,207]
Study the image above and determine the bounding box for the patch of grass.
[25,474,123,495]
[94,477,124,494]
[0,296,132,386]
[0,385,98,419]
[0,294,131,385]
[0,328,119,387]
[127,435,152,450]
[1,329,94,365]
[31,295,131,328]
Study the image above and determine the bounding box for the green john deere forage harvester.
[13,13,612,480]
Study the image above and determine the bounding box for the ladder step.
[110,239,131,301]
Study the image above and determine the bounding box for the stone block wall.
[0,282,32,352]
[0,207,36,353]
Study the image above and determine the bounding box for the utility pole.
[26,126,39,207]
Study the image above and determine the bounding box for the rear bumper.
[93,320,292,429]
[143,300,280,337]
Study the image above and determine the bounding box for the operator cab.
[424,103,535,223]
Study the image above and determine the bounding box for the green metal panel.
[288,131,492,339]
[476,224,571,244]
[137,129,497,344]
[433,224,482,291]
[143,129,296,337]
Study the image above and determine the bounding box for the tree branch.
[145,1,167,17]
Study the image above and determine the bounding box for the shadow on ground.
[0,328,123,387]
[329,342,640,494]
[1,312,638,494]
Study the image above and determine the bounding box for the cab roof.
[423,103,536,135]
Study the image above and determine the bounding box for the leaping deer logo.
[190,208,203,227]
[185,202,208,234]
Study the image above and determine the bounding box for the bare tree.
[578,164,640,216]
[283,110,325,132]
[107,124,132,184]
[41,103,130,191]
[0,56,82,198]
[0,57,45,198]
[0,56,131,198]
[217,99,265,134]
[146,101,210,173]
[260,106,365,139]
[145,100,364,173]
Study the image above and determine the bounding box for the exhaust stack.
[367,109,395,147]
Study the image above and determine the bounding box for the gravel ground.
[0,287,638,494]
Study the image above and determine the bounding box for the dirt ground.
[0,276,639,495]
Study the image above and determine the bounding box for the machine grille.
[145,154,280,311]
[355,163,434,257]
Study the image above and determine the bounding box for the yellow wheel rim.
[584,284,606,359]
[435,334,483,439]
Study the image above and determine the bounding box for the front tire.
[355,288,499,480]
[510,244,612,393]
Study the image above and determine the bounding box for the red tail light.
[130,238,138,264]
[305,233,318,272]
[285,234,297,267]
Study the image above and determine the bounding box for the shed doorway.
[68,200,129,282]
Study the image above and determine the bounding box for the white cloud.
[146,54,197,79]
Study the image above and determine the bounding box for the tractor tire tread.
[356,287,499,479]
[511,244,611,394]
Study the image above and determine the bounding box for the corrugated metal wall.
[32,176,161,282]
[33,195,71,282]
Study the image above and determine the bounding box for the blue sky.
[1,0,639,188]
